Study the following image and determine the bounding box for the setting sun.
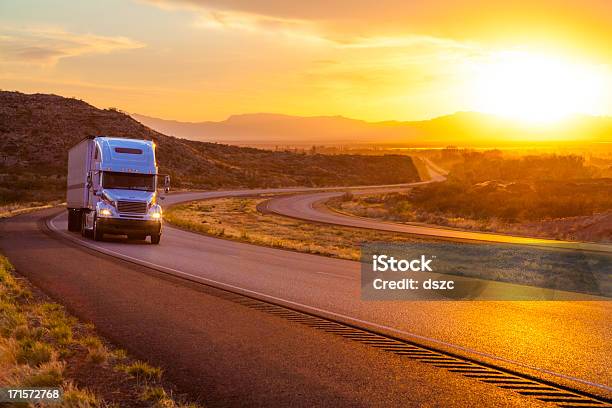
[471,51,607,124]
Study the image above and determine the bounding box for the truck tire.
[150,233,161,245]
[80,212,89,238]
[92,215,103,241]
[67,209,81,232]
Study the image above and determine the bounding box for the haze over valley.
[133,111,612,147]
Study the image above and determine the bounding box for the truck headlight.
[149,204,162,220]
[99,208,112,217]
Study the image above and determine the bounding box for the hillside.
[133,111,612,146]
[0,91,420,204]
[132,112,383,144]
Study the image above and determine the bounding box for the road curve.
[263,190,612,253]
[5,209,541,407]
[261,159,610,252]
[35,190,611,398]
[158,166,611,394]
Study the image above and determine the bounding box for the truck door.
[88,146,103,209]
[84,170,101,229]
[89,171,102,206]
[84,146,103,229]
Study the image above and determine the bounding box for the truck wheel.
[150,233,161,245]
[92,215,103,241]
[67,209,80,232]
[80,212,89,238]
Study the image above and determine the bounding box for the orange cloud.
[145,0,612,60]
[0,27,145,65]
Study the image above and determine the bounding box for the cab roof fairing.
[94,137,158,175]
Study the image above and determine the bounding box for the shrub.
[16,340,54,366]
[341,191,354,202]
[50,323,73,345]
[62,382,100,407]
[22,361,64,387]
[12,324,44,341]
[117,361,162,380]
[80,336,103,349]
[87,346,108,365]
[140,386,167,402]
[0,301,27,336]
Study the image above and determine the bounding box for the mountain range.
[132,112,612,146]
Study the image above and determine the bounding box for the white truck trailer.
[66,136,169,244]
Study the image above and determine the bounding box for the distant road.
[263,162,611,253]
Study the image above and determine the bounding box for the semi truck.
[66,136,169,244]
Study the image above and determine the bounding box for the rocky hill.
[0,91,420,204]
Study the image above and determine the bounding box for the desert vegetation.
[330,151,612,242]
[165,197,428,260]
[0,201,60,219]
[0,254,201,407]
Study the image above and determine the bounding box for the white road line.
[48,212,612,394]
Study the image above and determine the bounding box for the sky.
[0,0,611,122]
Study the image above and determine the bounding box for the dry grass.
[328,193,612,243]
[117,361,163,381]
[0,254,203,407]
[165,197,428,261]
[61,382,102,407]
[0,200,62,219]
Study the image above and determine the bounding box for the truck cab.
[66,136,169,244]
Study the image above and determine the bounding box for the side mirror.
[86,172,92,189]
[164,175,171,193]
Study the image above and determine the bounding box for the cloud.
[144,0,487,55]
[143,0,405,43]
[0,27,145,65]
[191,7,321,41]
[143,0,612,61]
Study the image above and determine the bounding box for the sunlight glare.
[471,51,606,124]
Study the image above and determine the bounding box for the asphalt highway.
[4,209,551,407]
[264,192,612,252]
[38,192,612,397]
[0,163,610,405]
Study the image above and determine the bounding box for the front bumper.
[97,217,161,235]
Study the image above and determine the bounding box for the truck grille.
[117,201,147,215]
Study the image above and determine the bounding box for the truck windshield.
[102,172,156,192]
